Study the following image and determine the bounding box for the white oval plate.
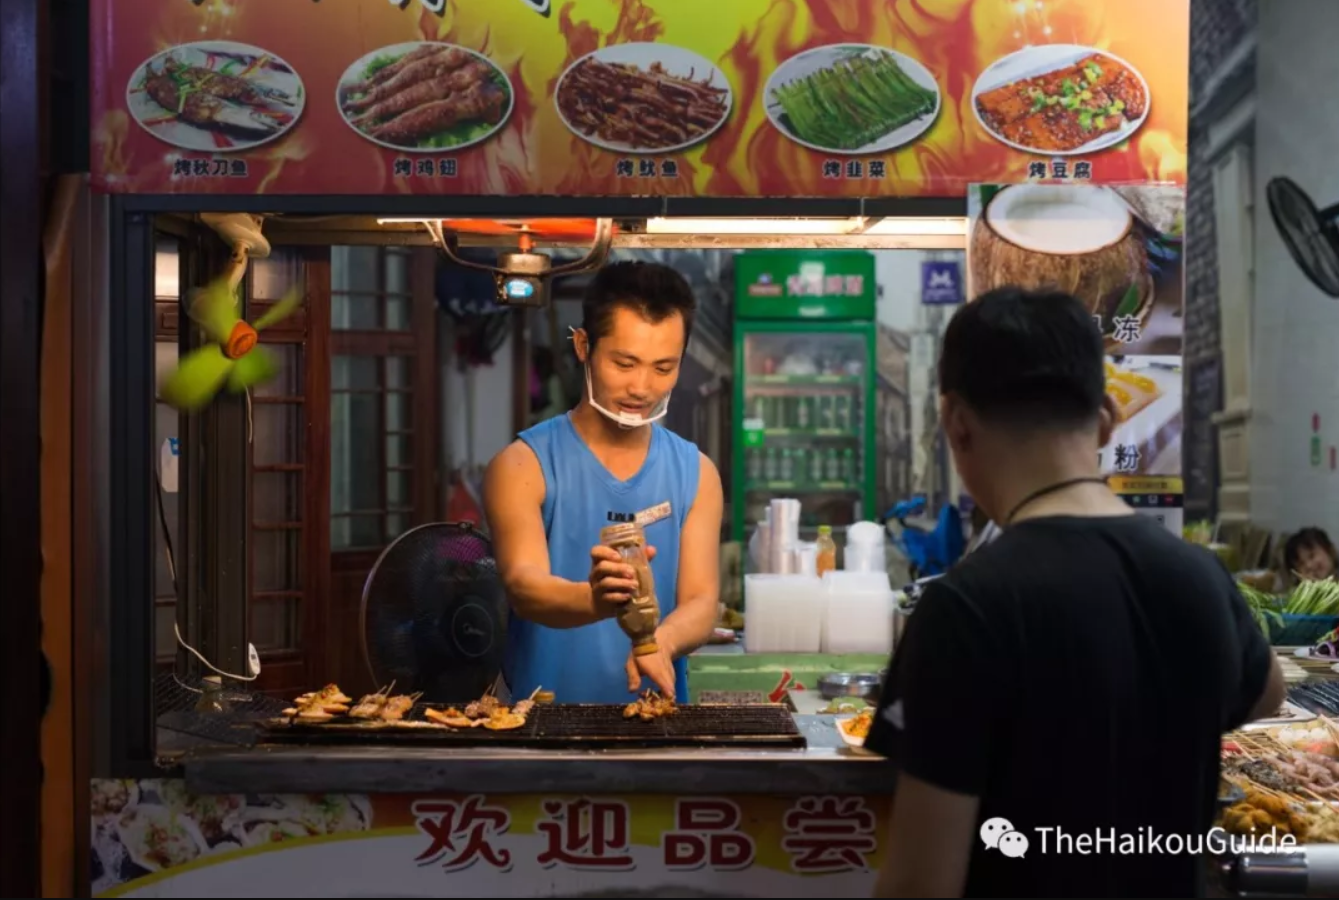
[554,42,733,155]
[764,43,940,156]
[971,44,1151,157]
[125,40,306,154]
[335,42,514,154]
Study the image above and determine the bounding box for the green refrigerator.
[731,250,878,551]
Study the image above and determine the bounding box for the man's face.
[1296,543,1337,582]
[577,305,685,418]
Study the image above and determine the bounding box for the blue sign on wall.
[920,260,963,305]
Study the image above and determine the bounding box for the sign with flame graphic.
[89,0,1188,198]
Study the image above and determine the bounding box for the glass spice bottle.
[599,521,661,656]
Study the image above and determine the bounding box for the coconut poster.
[966,182,1185,479]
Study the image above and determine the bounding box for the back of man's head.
[939,286,1106,434]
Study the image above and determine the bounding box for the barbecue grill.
[257,702,807,751]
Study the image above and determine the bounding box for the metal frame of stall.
[99,192,967,780]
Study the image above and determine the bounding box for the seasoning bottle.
[195,675,232,714]
[599,522,661,656]
[815,525,837,577]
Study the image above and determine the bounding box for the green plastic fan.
[161,274,301,412]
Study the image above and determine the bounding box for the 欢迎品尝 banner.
[88,0,1189,198]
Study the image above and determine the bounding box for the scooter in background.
[879,495,966,582]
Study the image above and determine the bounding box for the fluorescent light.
[862,217,967,236]
[644,217,864,236]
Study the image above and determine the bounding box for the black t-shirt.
[865,514,1273,898]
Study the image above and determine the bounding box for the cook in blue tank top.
[482,261,724,705]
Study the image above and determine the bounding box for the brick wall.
[1182,0,1257,519]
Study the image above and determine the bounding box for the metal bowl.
[818,672,882,701]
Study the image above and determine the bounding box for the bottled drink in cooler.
[824,447,841,482]
[815,525,836,576]
[809,448,825,483]
[796,395,812,429]
[833,395,849,431]
[764,446,778,482]
[780,448,794,482]
[841,447,855,483]
[746,448,761,483]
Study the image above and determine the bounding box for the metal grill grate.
[256,702,807,750]
[153,673,290,751]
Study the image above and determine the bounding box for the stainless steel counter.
[184,714,898,797]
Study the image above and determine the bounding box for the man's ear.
[940,394,970,454]
[571,328,589,365]
[1097,394,1118,448]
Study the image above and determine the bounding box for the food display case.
[731,250,878,547]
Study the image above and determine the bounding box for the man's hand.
[625,628,677,699]
[588,544,657,614]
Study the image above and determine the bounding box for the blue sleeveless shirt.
[503,413,700,704]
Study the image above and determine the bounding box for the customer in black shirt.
[866,286,1285,898]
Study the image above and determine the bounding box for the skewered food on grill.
[624,691,676,721]
[284,683,353,720]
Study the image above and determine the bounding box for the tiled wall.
[1183,0,1258,519]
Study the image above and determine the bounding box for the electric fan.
[1265,176,1339,298]
[359,522,508,702]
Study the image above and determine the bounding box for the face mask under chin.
[584,365,670,430]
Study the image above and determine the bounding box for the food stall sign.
[735,250,876,320]
[89,0,1188,198]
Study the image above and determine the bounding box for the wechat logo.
[980,817,1029,858]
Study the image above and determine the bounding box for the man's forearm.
[658,596,718,658]
[504,566,604,628]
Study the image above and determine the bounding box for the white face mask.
[571,326,671,430]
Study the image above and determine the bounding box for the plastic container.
[599,521,661,655]
[743,573,824,653]
[821,570,895,655]
[844,520,886,573]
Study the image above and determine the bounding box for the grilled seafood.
[464,693,501,720]
[624,690,676,721]
[483,710,527,731]
[143,67,286,136]
[424,706,478,728]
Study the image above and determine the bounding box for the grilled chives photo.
[766,45,940,154]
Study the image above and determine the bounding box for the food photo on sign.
[88,0,1188,196]
[967,182,1185,357]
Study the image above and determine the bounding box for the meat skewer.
[367,83,507,145]
[341,44,451,96]
[341,48,476,114]
[350,61,492,127]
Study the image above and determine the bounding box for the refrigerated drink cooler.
[730,250,878,554]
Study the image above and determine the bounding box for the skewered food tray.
[258,685,807,750]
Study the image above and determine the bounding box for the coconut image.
[969,183,1152,344]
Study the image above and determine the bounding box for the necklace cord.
[1003,476,1111,526]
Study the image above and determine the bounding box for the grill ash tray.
[256,703,807,750]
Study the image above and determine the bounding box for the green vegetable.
[773,50,937,151]
[1284,577,1339,616]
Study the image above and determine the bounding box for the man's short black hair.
[939,285,1106,431]
[581,260,696,350]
